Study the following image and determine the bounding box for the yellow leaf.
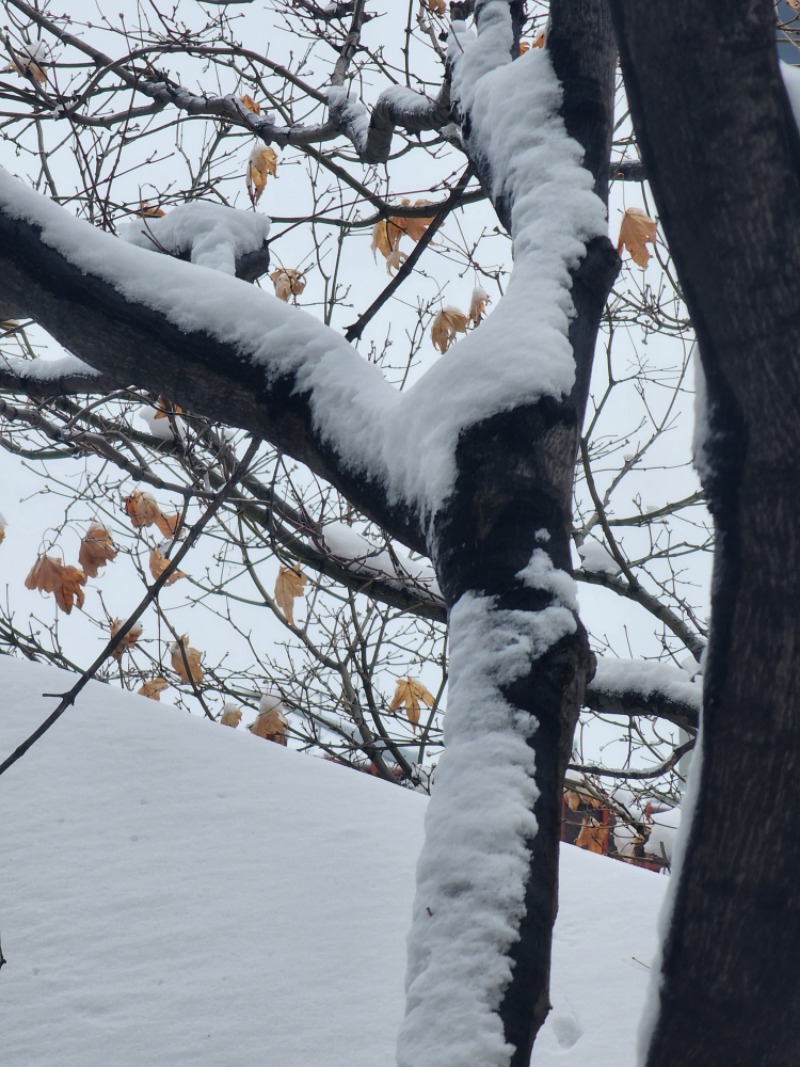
[468,286,491,326]
[110,618,143,660]
[138,677,169,700]
[270,268,307,302]
[246,145,278,207]
[274,565,307,626]
[388,677,435,731]
[170,635,204,685]
[431,306,469,353]
[240,94,261,115]
[220,703,243,728]
[617,207,657,268]
[250,692,288,745]
[149,548,188,586]
[24,554,86,614]
[78,524,117,578]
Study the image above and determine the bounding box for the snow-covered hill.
[0,658,667,1066]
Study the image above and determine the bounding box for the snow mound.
[0,658,666,1066]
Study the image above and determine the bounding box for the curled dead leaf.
[240,94,261,115]
[25,554,87,614]
[431,306,469,354]
[246,145,278,207]
[575,817,609,855]
[617,207,658,269]
[124,490,162,529]
[274,565,307,627]
[137,202,165,218]
[426,0,446,13]
[79,524,117,578]
[270,268,307,302]
[7,43,48,84]
[250,692,288,745]
[220,703,243,728]
[468,286,491,326]
[149,548,188,586]
[138,677,169,700]
[388,677,435,732]
[0,513,6,544]
[110,618,143,660]
[170,635,204,685]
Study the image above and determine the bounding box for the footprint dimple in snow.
[552,1015,582,1050]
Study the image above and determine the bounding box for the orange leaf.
[24,554,86,614]
[617,207,658,268]
[78,524,117,578]
[270,268,306,302]
[138,677,169,700]
[575,817,609,855]
[397,199,435,244]
[8,44,48,84]
[426,0,446,13]
[137,202,165,218]
[149,548,187,586]
[431,306,469,353]
[170,635,204,685]
[274,565,307,626]
[240,94,261,115]
[124,490,162,529]
[110,618,143,660]
[246,145,278,207]
[250,692,288,745]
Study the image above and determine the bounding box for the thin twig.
[0,438,261,779]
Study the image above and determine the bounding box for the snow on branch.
[588,658,702,733]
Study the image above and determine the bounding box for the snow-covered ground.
[0,657,667,1066]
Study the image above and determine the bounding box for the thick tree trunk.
[611,4,800,1063]
[430,5,617,1061]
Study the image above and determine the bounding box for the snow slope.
[0,658,666,1066]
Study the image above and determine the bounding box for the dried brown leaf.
[575,817,609,855]
[220,704,243,728]
[468,286,491,326]
[388,677,435,731]
[274,565,307,626]
[170,636,204,685]
[240,94,261,115]
[124,490,162,529]
[250,693,288,744]
[426,0,446,13]
[431,306,469,353]
[155,512,181,539]
[149,548,188,586]
[79,524,117,578]
[110,618,143,660]
[617,207,658,268]
[270,268,307,302]
[137,202,165,218]
[0,514,6,544]
[138,677,169,700]
[246,146,278,207]
[25,554,86,614]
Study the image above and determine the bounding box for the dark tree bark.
[611,3,800,1063]
[432,3,618,1060]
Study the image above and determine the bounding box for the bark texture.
[433,3,617,1061]
[612,3,800,1063]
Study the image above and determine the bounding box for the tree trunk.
[611,3,800,1063]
